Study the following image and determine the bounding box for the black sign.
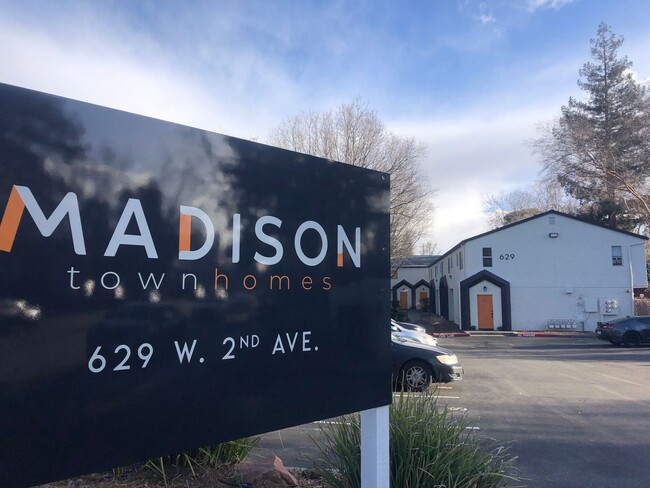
[0,83,391,488]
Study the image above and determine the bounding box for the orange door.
[419,291,428,308]
[399,291,409,309]
[477,294,494,330]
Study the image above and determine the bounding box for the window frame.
[482,247,493,267]
[611,245,623,266]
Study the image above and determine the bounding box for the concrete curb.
[430,331,595,338]
[430,331,471,337]
[510,331,594,337]
[512,332,561,337]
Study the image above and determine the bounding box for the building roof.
[391,255,440,269]
[432,210,648,265]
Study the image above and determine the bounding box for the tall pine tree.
[534,23,650,232]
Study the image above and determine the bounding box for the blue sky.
[1,0,649,251]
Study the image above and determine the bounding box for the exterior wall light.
[548,232,559,238]
[482,286,488,292]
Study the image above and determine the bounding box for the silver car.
[391,319,437,346]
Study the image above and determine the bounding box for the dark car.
[392,334,463,391]
[596,316,650,347]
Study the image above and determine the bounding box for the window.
[482,247,492,267]
[459,251,463,270]
[612,246,623,266]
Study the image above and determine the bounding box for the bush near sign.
[0,83,391,488]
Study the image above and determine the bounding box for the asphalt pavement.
[252,335,650,487]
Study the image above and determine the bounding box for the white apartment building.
[390,211,648,331]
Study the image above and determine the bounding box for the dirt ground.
[37,464,330,488]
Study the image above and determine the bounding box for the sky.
[1,0,650,252]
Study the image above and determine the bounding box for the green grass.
[313,389,521,488]
[143,436,260,485]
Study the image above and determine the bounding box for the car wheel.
[400,361,433,392]
[623,332,641,348]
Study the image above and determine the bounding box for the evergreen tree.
[534,23,650,232]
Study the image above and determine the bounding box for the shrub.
[635,297,650,315]
[144,436,260,484]
[391,300,410,321]
[313,390,520,488]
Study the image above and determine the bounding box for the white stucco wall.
[510,286,627,330]
[463,213,647,331]
[392,267,428,285]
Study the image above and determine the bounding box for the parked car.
[596,316,650,347]
[391,320,437,346]
[392,318,427,334]
[392,334,463,391]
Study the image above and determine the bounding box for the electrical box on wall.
[583,297,598,312]
[599,297,619,315]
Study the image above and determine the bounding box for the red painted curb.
[430,332,471,337]
[515,332,563,337]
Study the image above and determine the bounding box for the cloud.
[0,11,306,141]
[527,0,577,12]
[423,187,491,252]
[3,0,644,256]
[388,103,562,250]
[477,13,496,25]
[476,3,496,25]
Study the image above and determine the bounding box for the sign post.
[361,405,390,488]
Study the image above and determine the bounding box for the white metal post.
[360,405,390,488]
[629,242,646,315]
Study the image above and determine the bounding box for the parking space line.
[592,384,635,401]
[591,371,645,387]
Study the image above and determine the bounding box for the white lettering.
[272,335,285,355]
[15,186,86,255]
[337,226,361,268]
[254,216,284,265]
[232,213,241,263]
[295,221,327,266]
[100,271,120,290]
[179,206,215,260]
[182,273,198,290]
[174,340,197,363]
[105,199,158,258]
[286,332,298,352]
[138,272,166,290]
[67,266,81,289]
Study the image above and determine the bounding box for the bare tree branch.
[269,100,436,259]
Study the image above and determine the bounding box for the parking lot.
[443,335,650,487]
[256,335,650,487]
